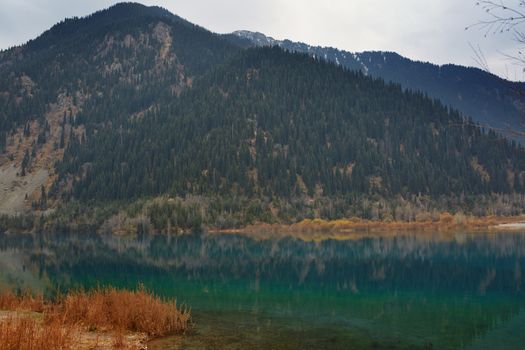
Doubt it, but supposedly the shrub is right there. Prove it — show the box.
[52,286,191,336]
[0,286,191,349]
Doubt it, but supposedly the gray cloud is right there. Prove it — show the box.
[0,0,521,80]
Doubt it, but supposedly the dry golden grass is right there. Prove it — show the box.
[0,316,72,350]
[235,214,525,241]
[0,290,45,313]
[112,328,127,348]
[54,286,191,337]
[0,286,190,349]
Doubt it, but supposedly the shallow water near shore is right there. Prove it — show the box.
[1,231,524,349]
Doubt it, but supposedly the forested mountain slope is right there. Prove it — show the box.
[0,3,524,231]
[0,2,238,136]
[233,31,525,142]
[0,2,239,214]
[59,47,525,201]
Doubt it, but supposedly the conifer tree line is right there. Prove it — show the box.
[57,47,525,202]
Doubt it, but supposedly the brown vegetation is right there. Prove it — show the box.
[0,290,45,312]
[0,316,72,350]
[234,214,525,240]
[0,287,191,350]
[56,287,191,337]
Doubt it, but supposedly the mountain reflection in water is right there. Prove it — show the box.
[0,231,524,350]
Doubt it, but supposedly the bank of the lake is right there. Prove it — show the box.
[3,203,525,239]
[208,215,525,241]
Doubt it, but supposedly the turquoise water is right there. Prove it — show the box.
[0,231,524,349]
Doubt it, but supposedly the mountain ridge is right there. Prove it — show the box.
[232,30,525,141]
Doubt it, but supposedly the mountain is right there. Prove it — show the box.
[0,3,524,232]
[232,31,525,142]
[60,46,525,200]
[0,2,240,215]
[0,3,239,136]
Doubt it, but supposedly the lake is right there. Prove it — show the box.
[0,231,524,349]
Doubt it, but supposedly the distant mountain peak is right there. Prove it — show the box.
[232,31,280,47]
[94,2,176,20]
[20,2,194,53]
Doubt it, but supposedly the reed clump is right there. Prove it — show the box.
[55,286,191,336]
[0,316,71,350]
[0,290,45,313]
[0,286,190,349]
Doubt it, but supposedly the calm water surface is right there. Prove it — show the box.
[0,231,524,349]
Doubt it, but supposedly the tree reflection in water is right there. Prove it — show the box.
[1,231,524,349]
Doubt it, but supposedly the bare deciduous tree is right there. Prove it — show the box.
[468,1,525,69]
[465,1,525,141]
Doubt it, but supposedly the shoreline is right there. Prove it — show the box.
[206,215,525,240]
[3,213,525,239]
[493,222,525,230]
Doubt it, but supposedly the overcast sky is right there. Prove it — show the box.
[0,0,522,81]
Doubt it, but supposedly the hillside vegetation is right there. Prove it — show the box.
[0,3,524,233]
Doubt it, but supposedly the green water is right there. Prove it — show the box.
[0,231,524,349]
